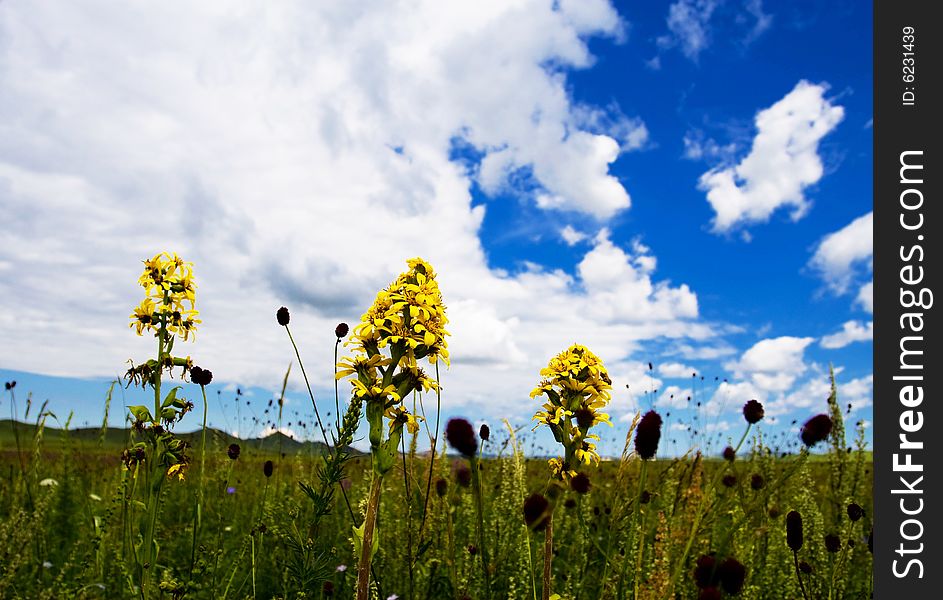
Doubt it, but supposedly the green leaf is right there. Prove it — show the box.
[162,386,181,409]
[351,522,379,562]
[128,405,152,423]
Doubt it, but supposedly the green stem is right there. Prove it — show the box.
[470,455,492,597]
[542,512,554,600]
[668,423,752,595]
[356,473,384,600]
[793,551,810,600]
[417,361,442,548]
[189,385,209,577]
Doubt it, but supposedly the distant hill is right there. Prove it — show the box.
[0,419,361,456]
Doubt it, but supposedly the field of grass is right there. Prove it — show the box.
[0,254,872,599]
[0,399,871,600]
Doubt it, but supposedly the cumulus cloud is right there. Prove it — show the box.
[856,280,873,313]
[560,225,588,246]
[725,336,814,392]
[809,212,873,309]
[820,320,873,349]
[778,373,872,417]
[809,212,872,292]
[658,362,699,378]
[712,366,872,419]
[0,1,717,420]
[658,385,693,409]
[699,81,844,234]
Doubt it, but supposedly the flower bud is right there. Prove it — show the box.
[335,322,349,338]
[742,399,764,424]
[847,502,864,522]
[634,410,662,460]
[445,418,477,457]
[276,306,290,326]
[786,510,803,552]
[800,414,832,447]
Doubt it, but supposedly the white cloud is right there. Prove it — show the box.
[560,225,588,246]
[856,280,873,314]
[778,373,872,417]
[699,81,844,233]
[682,129,737,162]
[657,0,720,61]
[820,320,873,349]
[741,0,773,44]
[726,336,814,392]
[572,104,650,152]
[658,362,699,378]
[809,211,872,293]
[0,1,719,420]
[657,385,693,409]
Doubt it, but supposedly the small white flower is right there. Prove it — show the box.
[89,493,102,502]
[387,595,399,600]
[39,478,58,487]
[42,561,53,569]
[224,526,232,532]
[336,564,347,573]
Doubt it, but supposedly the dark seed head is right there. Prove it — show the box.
[276,306,290,326]
[868,527,873,553]
[227,443,241,460]
[824,533,841,553]
[847,502,864,522]
[570,472,591,494]
[467,544,478,555]
[634,410,662,460]
[479,423,490,442]
[750,474,765,490]
[694,554,718,588]
[322,581,334,596]
[191,366,213,387]
[435,477,448,497]
[263,460,274,478]
[698,587,722,600]
[523,493,550,531]
[563,498,576,509]
[640,490,651,504]
[718,557,746,594]
[768,506,781,519]
[722,474,737,488]
[445,418,478,457]
[722,446,735,462]
[335,322,349,338]
[455,464,472,487]
[800,414,832,447]
[799,560,812,574]
[786,510,803,552]
[743,399,764,424]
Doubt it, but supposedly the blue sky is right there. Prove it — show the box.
[0,1,872,456]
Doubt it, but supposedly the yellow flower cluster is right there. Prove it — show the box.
[531,344,612,478]
[338,258,448,435]
[351,257,450,365]
[129,252,201,341]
